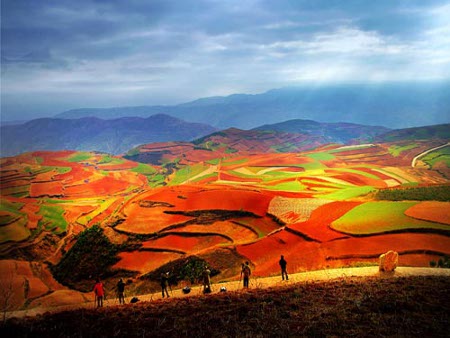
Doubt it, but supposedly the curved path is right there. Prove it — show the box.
[7,266,450,319]
[411,142,449,168]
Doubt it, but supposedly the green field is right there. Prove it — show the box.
[319,186,375,200]
[66,152,92,163]
[38,204,68,234]
[331,201,450,234]
[421,146,450,167]
[388,144,418,157]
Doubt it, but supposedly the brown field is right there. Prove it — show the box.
[113,251,183,274]
[405,201,450,224]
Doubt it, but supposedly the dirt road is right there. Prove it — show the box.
[7,266,450,319]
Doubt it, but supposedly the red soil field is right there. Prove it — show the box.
[405,201,450,225]
[324,169,387,188]
[113,251,183,274]
[63,205,98,223]
[322,234,450,260]
[237,230,323,276]
[167,220,258,244]
[64,175,130,197]
[141,234,229,254]
[288,201,362,242]
[21,202,42,230]
[30,181,64,197]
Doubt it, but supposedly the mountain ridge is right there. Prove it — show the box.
[54,82,450,129]
[0,114,217,157]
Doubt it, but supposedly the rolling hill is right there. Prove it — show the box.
[0,114,216,157]
[0,122,449,314]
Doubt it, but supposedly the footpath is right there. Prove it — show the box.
[7,266,450,319]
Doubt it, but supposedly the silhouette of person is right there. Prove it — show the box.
[117,278,126,304]
[202,266,211,293]
[160,272,170,298]
[279,255,288,281]
[93,278,104,308]
[241,261,251,288]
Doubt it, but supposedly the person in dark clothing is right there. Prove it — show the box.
[117,278,125,304]
[202,266,211,293]
[279,255,288,281]
[160,272,170,298]
[241,261,251,288]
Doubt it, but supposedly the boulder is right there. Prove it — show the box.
[379,250,399,272]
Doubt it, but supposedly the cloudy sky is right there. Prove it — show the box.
[1,0,450,121]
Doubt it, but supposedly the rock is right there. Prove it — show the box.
[379,250,399,272]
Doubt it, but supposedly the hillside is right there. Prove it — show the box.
[0,114,216,157]
[54,83,450,129]
[2,274,449,337]
[253,119,390,143]
[124,127,328,166]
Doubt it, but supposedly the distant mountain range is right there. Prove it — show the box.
[0,114,216,157]
[55,82,450,129]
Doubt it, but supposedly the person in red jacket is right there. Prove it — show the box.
[93,278,104,308]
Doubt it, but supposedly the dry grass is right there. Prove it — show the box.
[2,275,449,337]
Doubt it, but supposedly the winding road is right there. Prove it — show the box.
[411,142,449,168]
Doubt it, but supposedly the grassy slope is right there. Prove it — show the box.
[2,275,449,337]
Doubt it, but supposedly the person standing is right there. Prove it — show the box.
[279,255,288,281]
[117,278,126,304]
[241,261,251,288]
[160,272,170,298]
[93,278,104,308]
[202,266,211,293]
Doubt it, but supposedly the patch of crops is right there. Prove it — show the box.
[331,201,450,234]
[374,185,450,201]
[38,204,68,234]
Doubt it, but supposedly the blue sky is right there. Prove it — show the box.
[1,0,450,121]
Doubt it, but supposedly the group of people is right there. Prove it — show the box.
[93,255,289,306]
[93,278,126,308]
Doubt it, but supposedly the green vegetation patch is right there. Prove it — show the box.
[77,198,117,226]
[319,186,375,200]
[374,185,450,201]
[421,146,450,168]
[307,152,336,161]
[131,163,157,175]
[263,180,306,192]
[66,152,92,163]
[388,143,418,157]
[38,204,68,234]
[331,201,450,234]
[52,225,121,291]
[169,163,210,185]
[98,155,126,166]
[0,221,31,244]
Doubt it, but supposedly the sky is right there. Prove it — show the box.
[1,0,450,121]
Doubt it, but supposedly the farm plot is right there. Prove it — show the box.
[331,201,450,235]
[113,251,183,274]
[141,234,229,254]
[236,230,323,276]
[166,220,258,244]
[268,197,333,224]
[404,201,450,224]
[288,201,361,242]
[322,233,450,261]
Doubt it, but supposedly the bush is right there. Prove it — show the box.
[51,225,120,290]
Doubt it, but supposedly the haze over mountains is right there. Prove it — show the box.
[55,83,450,129]
[0,114,216,156]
